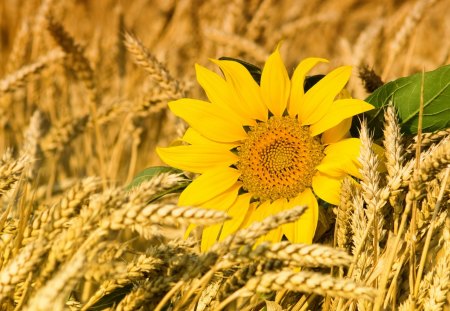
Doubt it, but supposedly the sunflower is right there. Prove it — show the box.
[157,47,374,251]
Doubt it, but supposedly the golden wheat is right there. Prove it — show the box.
[0,0,449,310]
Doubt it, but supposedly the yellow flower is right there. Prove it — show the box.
[157,48,374,251]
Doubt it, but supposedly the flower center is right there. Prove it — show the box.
[237,116,324,201]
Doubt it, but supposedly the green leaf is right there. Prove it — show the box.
[126,166,191,203]
[365,64,450,134]
[86,284,133,310]
[126,166,183,190]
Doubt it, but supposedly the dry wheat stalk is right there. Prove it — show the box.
[0,1,449,310]
[383,0,438,78]
[383,106,405,185]
[406,137,450,204]
[352,17,385,69]
[211,205,307,254]
[203,28,269,63]
[245,270,376,301]
[359,121,388,264]
[0,238,48,303]
[407,128,450,154]
[383,107,415,229]
[123,32,184,99]
[21,110,45,181]
[46,16,97,100]
[41,115,89,155]
[217,259,284,302]
[416,179,441,232]
[24,250,87,311]
[0,150,28,197]
[114,279,157,311]
[235,241,352,268]
[275,12,340,43]
[104,202,230,231]
[0,49,64,95]
[221,0,244,38]
[83,254,163,310]
[22,176,101,245]
[127,172,186,207]
[31,0,55,55]
[245,0,271,40]
[349,186,373,283]
[416,241,449,311]
[336,178,355,251]
[6,20,31,73]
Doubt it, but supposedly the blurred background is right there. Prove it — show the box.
[0,0,449,191]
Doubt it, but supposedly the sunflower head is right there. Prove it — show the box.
[157,47,374,251]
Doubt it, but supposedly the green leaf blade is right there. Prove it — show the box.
[365,64,450,134]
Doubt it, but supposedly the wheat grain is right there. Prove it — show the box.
[114,279,157,311]
[218,260,284,302]
[236,241,352,268]
[22,176,101,245]
[245,0,271,40]
[21,110,45,181]
[204,28,269,63]
[5,20,31,73]
[0,49,64,95]
[24,250,86,311]
[407,129,450,154]
[275,12,340,43]
[406,137,450,204]
[336,178,355,251]
[359,121,388,262]
[83,254,163,309]
[245,270,376,301]
[46,16,97,100]
[0,150,28,197]
[105,202,230,231]
[123,32,184,99]
[211,205,307,254]
[350,189,373,282]
[383,0,438,78]
[0,239,48,303]
[41,115,89,155]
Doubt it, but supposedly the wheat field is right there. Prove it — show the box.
[0,0,449,310]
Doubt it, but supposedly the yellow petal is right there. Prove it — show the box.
[195,64,249,124]
[300,66,352,125]
[200,223,223,252]
[324,137,361,156]
[310,99,374,136]
[319,138,362,178]
[182,128,239,149]
[169,98,248,142]
[321,117,352,144]
[184,224,197,240]
[200,193,252,251]
[316,154,362,179]
[186,183,240,243]
[288,57,329,117]
[218,193,253,239]
[246,200,271,224]
[260,47,290,117]
[248,199,286,244]
[179,167,240,206]
[200,183,242,210]
[211,59,267,122]
[312,172,342,205]
[156,145,238,174]
[282,188,318,244]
